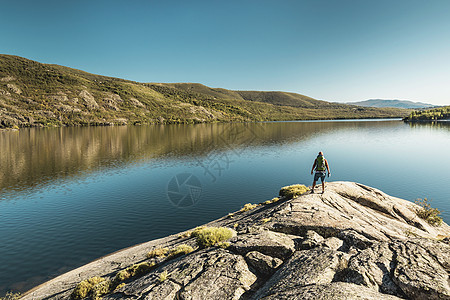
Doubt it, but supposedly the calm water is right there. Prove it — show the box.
[1,120,449,294]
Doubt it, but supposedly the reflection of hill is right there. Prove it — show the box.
[0,121,402,194]
[407,120,450,131]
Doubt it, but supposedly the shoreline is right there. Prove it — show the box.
[21,182,450,300]
[1,116,405,132]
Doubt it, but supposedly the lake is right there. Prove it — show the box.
[1,120,449,294]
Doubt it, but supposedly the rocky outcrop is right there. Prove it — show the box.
[79,90,99,109]
[22,182,450,300]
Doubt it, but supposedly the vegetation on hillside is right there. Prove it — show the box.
[403,106,450,121]
[0,54,410,129]
[414,198,443,226]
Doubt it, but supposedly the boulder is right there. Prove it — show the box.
[228,230,295,259]
[259,282,403,300]
[244,251,283,276]
[253,247,347,298]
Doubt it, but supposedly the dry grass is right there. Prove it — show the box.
[240,203,258,212]
[167,244,194,259]
[192,227,234,248]
[147,247,169,258]
[217,242,230,249]
[261,217,272,223]
[114,262,156,282]
[0,292,21,300]
[263,197,280,205]
[159,270,169,282]
[71,276,107,299]
[279,184,309,199]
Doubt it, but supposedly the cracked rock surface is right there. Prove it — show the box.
[22,182,450,300]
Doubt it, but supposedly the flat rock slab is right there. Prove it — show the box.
[253,247,346,299]
[105,248,257,300]
[259,282,404,300]
[228,230,295,260]
[22,182,450,300]
[268,182,450,242]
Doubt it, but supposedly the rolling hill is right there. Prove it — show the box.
[0,54,410,129]
[347,99,435,109]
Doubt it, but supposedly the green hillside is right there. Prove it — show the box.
[0,54,409,129]
[403,106,450,121]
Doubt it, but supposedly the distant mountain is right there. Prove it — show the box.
[347,99,436,109]
[0,55,410,129]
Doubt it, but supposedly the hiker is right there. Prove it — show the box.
[310,151,331,194]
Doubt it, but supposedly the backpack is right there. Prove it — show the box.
[316,155,326,171]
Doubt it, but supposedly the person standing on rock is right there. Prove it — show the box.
[311,151,331,194]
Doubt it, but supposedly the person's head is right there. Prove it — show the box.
[318,151,323,156]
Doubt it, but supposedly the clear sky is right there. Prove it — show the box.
[1,0,450,105]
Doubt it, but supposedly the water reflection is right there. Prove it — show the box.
[0,120,404,196]
[407,121,450,131]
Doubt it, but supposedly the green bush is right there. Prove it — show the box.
[90,280,113,300]
[71,276,106,299]
[279,184,309,199]
[147,247,169,258]
[240,203,258,212]
[192,227,234,248]
[0,292,21,300]
[167,244,194,259]
[114,262,156,282]
[414,198,443,226]
[263,197,280,205]
[159,270,169,282]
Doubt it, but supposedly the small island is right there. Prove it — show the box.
[21,182,450,300]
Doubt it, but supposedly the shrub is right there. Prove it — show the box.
[167,244,194,259]
[178,231,192,239]
[114,262,156,283]
[71,276,106,299]
[240,203,258,212]
[263,197,280,205]
[0,292,21,300]
[90,280,113,300]
[217,241,230,249]
[279,184,309,199]
[147,247,169,258]
[414,198,443,226]
[114,283,126,291]
[261,217,272,223]
[159,270,169,282]
[192,227,234,248]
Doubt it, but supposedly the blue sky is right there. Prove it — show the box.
[1,0,450,105]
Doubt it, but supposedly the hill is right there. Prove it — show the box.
[347,99,435,109]
[22,182,450,300]
[0,55,409,129]
[403,105,450,121]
